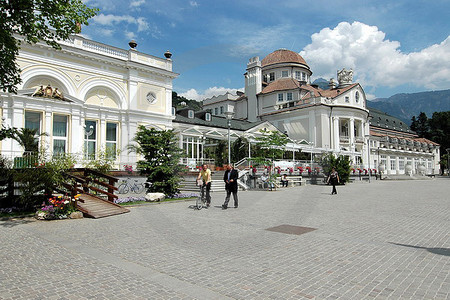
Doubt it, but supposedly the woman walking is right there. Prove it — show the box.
[327,167,340,195]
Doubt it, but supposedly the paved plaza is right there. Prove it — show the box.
[0,178,449,299]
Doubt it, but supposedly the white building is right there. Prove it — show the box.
[0,34,177,168]
[202,49,440,175]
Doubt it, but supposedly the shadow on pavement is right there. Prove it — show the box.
[0,218,35,228]
[389,242,450,257]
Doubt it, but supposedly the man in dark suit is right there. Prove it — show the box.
[222,164,239,209]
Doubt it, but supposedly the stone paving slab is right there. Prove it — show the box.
[0,178,449,299]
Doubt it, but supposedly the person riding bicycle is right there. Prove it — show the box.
[197,164,212,207]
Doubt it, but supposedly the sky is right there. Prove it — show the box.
[81,0,450,101]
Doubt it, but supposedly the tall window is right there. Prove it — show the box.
[340,121,349,137]
[84,120,97,159]
[53,115,67,154]
[295,71,301,80]
[398,157,405,170]
[287,92,293,101]
[390,156,396,170]
[381,155,386,168]
[214,107,218,115]
[278,93,284,102]
[106,122,118,159]
[355,91,360,103]
[281,70,288,77]
[301,72,306,81]
[25,111,41,134]
[269,72,275,81]
[220,106,224,114]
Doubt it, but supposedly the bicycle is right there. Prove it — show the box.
[196,179,206,210]
[117,178,145,194]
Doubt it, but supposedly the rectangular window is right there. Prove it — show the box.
[53,115,67,154]
[25,111,41,134]
[301,72,306,81]
[345,96,350,103]
[106,122,118,159]
[398,157,405,170]
[84,120,97,160]
[287,92,293,101]
[295,71,301,80]
[269,72,275,81]
[220,106,224,114]
[278,93,284,102]
[390,156,396,170]
[214,107,218,115]
[281,70,288,77]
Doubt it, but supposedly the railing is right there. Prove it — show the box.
[62,168,118,203]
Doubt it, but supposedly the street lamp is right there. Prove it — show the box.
[365,134,371,183]
[446,148,450,176]
[308,141,314,168]
[225,109,234,165]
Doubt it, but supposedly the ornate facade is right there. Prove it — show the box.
[202,49,440,175]
[0,34,177,168]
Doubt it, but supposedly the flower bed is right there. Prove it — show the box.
[35,194,80,220]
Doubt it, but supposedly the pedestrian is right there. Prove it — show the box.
[281,174,289,187]
[222,164,239,209]
[197,164,211,207]
[327,167,340,195]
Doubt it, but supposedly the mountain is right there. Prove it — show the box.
[312,78,329,90]
[367,89,450,124]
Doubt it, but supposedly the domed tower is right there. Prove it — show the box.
[261,49,312,83]
[245,49,313,122]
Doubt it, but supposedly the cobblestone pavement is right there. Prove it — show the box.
[1,179,449,299]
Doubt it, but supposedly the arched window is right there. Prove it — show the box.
[355,91,360,103]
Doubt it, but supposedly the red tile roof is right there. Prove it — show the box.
[261,49,308,67]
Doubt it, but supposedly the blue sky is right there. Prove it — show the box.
[82,0,450,100]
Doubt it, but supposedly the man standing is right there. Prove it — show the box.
[222,164,239,209]
[197,164,212,207]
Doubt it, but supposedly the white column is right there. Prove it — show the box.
[349,118,355,150]
[333,117,340,151]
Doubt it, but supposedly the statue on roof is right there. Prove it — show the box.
[337,68,353,85]
[32,85,45,97]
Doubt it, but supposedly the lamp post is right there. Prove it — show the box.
[447,148,450,176]
[83,124,94,159]
[308,141,314,168]
[225,110,234,165]
[365,135,371,183]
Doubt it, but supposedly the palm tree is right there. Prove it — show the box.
[13,128,47,155]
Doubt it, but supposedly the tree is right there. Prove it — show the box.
[1,0,98,93]
[12,128,47,154]
[416,112,430,138]
[318,153,351,183]
[215,140,226,167]
[252,129,290,166]
[231,137,249,163]
[129,126,183,196]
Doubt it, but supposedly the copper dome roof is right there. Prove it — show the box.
[261,49,308,67]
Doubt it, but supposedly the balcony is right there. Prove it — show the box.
[339,135,350,143]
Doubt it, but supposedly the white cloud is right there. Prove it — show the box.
[189,1,198,7]
[180,87,244,101]
[130,0,145,8]
[92,13,160,38]
[300,21,450,90]
[213,19,295,57]
[125,31,136,40]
